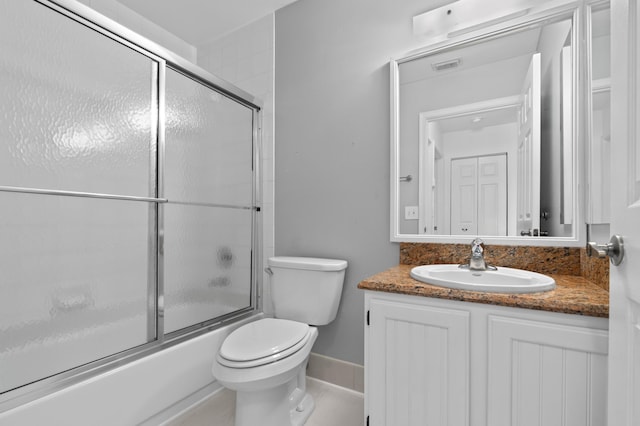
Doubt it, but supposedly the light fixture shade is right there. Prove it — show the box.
[412,0,460,38]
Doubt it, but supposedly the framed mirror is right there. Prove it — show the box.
[391,5,584,246]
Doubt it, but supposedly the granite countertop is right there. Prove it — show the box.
[358,265,609,318]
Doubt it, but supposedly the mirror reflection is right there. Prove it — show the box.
[588,6,611,241]
[395,13,575,239]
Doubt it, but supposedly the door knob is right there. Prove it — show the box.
[587,235,625,266]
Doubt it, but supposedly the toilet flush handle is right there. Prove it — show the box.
[264,267,273,275]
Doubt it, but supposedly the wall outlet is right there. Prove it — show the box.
[405,206,419,220]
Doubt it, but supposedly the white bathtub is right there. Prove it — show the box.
[0,314,261,426]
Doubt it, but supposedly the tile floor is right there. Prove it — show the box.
[167,378,364,426]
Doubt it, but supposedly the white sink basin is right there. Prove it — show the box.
[410,264,556,294]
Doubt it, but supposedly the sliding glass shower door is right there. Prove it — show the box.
[163,68,255,334]
[0,0,259,402]
[0,0,159,395]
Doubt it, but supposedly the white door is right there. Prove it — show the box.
[450,157,478,235]
[608,1,640,424]
[450,155,507,235]
[517,53,541,236]
[478,155,507,236]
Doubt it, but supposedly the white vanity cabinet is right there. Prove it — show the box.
[367,295,470,425]
[364,291,609,426]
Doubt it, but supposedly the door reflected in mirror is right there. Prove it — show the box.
[393,9,578,242]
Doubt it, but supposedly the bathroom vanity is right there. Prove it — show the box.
[359,266,609,426]
[373,0,615,423]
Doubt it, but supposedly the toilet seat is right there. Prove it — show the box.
[218,318,311,368]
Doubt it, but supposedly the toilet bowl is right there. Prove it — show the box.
[213,318,317,391]
[212,319,318,426]
[212,256,347,426]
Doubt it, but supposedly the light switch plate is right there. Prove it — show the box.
[405,206,419,220]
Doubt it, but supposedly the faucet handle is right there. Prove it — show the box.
[471,238,485,256]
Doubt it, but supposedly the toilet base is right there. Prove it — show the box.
[235,382,315,426]
[290,393,315,426]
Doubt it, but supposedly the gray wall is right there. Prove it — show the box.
[274,0,433,365]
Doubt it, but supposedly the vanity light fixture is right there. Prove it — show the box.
[414,0,459,15]
[412,0,460,38]
[414,0,533,40]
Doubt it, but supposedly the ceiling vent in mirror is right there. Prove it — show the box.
[432,58,461,71]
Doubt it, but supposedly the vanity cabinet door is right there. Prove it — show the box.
[367,298,470,426]
[487,315,608,426]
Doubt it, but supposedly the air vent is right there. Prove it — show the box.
[432,58,461,71]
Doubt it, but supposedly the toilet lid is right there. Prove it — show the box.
[219,318,310,363]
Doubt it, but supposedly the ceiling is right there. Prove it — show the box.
[120,0,300,45]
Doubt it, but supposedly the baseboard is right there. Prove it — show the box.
[307,353,364,393]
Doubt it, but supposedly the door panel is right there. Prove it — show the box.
[478,155,507,235]
[0,193,152,394]
[0,0,158,397]
[163,68,254,334]
[451,158,477,235]
[489,316,608,426]
[608,0,640,424]
[451,155,507,235]
[369,299,469,426]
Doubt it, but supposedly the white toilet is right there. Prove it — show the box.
[212,256,348,426]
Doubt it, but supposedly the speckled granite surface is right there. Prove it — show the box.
[358,265,609,318]
[399,243,582,275]
[580,248,610,292]
[399,242,610,291]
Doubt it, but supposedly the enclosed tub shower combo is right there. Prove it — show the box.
[0,0,263,416]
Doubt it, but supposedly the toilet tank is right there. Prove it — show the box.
[268,256,347,326]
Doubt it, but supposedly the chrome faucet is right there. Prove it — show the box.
[459,238,497,271]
